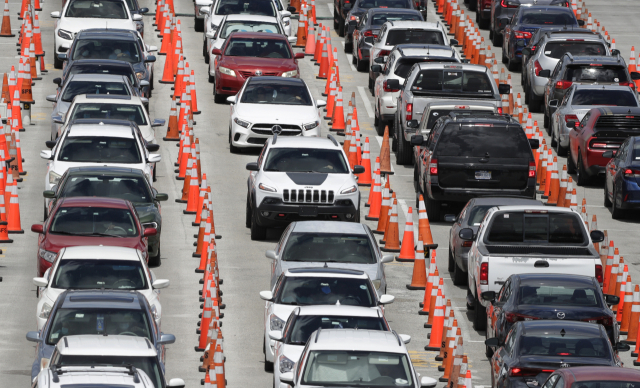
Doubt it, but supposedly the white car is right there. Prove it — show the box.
[271,305,391,387]
[259,268,395,371]
[33,245,169,331]
[33,365,158,388]
[51,0,142,69]
[55,94,162,143]
[228,77,324,151]
[41,120,160,193]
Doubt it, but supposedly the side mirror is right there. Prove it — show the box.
[450,39,458,46]
[53,77,62,86]
[146,144,160,152]
[132,14,143,21]
[485,337,502,348]
[144,55,156,63]
[481,291,496,302]
[316,100,327,108]
[602,151,615,158]
[615,342,631,352]
[288,36,297,44]
[371,65,382,73]
[380,254,394,264]
[139,7,149,13]
[590,230,605,243]
[167,379,186,388]
[374,57,386,64]
[458,228,475,241]
[246,162,259,171]
[516,40,526,48]
[226,96,237,104]
[45,140,56,149]
[611,49,621,57]
[155,193,169,201]
[577,20,585,27]
[353,165,365,174]
[499,17,510,27]
[265,250,277,260]
[386,79,400,90]
[26,331,41,342]
[152,279,170,289]
[538,69,551,78]
[294,53,305,59]
[407,120,419,129]
[151,118,166,127]
[46,94,57,103]
[139,80,150,87]
[378,294,395,305]
[420,377,438,388]
[148,154,162,163]
[200,6,211,15]
[206,31,216,39]
[498,83,511,94]
[143,227,158,237]
[158,333,176,345]
[364,36,374,44]
[398,334,411,344]
[444,214,456,222]
[566,120,577,128]
[31,224,44,234]
[211,48,222,56]
[521,47,531,56]
[52,115,64,124]
[604,294,620,305]
[33,277,49,287]
[631,72,640,81]
[40,150,53,160]
[268,330,283,341]
[50,11,60,18]
[259,290,274,301]
[280,372,294,383]
[410,135,424,146]
[43,190,56,199]
[57,53,68,61]
[287,6,296,12]
[528,138,539,150]
[548,99,559,107]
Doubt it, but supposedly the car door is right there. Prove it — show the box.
[503,13,517,57]
[610,139,630,197]
[493,279,512,341]
[569,111,590,165]
[493,325,516,387]
[271,223,293,289]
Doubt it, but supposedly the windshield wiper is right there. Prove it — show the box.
[77,232,126,238]
[50,230,82,236]
[264,168,280,172]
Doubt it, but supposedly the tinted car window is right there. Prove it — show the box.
[225,38,291,58]
[412,70,493,95]
[372,13,421,25]
[436,124,531,158]
[358,0,410,9]
[65,0,128,18]
[241,82,312,105]
[69,103,148,125]
[424,109,494,129]
[52,259,148,290]
[50,206,138,236]
[215,0,276,16]
[61,175,152,203]
[220,22,279,38]
[386,29,444,45]
[633,141,640,160]
[487,212,585,243]
[264,148,349,173]
[519,335,610,358]
[276,276,376,307]
[57,355,163,388]
[67,64,136,85]
[58,137,142,164]
[518,284,599,306]
[394,58,457,78]
[73,39,141,63]
[565,65,628,82]
[282,233,376,264]
[61,81,130,102]
[571,89,637,107]
[288,316,386,344]
[543,42,606,59]
[519,10,576,25]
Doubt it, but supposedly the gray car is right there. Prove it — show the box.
[549,84,639,156]
[265,221,394,297]
[443,197,542,286]
[489,0,567,47]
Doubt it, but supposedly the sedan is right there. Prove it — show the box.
[57,59,146,98]
[489,0,569,46]
[604,136,640,219]
[540,366,640,388]
[342,0,418,43]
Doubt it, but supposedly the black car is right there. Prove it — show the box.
[43,165,168,265]
[347,8,423,53]
[412,113,539,221]
[486,320,628,388]
[483,274,620,357]
[604,136,640,218]
[489,0,569,47]
[57,59,144,96]
[334,0,416,37]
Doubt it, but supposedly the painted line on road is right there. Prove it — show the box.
[357,86,375,118]
[340,41,358,72]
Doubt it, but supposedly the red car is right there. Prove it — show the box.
[568,106,640,186]
[211,31,304,103]
[31,197,157,277]
[541,366,640,388]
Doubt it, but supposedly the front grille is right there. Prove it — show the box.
[595,115,640,130]
[238,70,280,78]
[485,245,593,256]
[251,123,302,136]
[283,189,335,203]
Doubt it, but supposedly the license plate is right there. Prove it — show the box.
[299,207,318,217]
[475,171,491,180]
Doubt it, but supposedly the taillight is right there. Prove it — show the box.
[529,160,536,178]
[514,30,532,39]
[556,80,573,90]
[531,45,537,52]
[429,158,438,175]
[363,30,373,37]
[406,103,413,121]
[565,114,579,127]
[624,169,640,177]
[377,49,390,58]
[480,262,488,285]
[500,0,517,8]
[383,80,399,92]
[595,264,603,284]
[497,107,503,114]
[583,316,614,326]
[589,140,619,150]
[620,81,636,92]
[509,368,553,377]
[506,312,539,323]
[462,241,473,247]
[534,60,543,76]
[349,15,357,20]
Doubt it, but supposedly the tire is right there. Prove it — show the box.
[369,77,375,95]
[250,209,267,241]
[576,154,590,186]
[203,39,207,59]
[425,196,441,222]
[153,163,157,182]
[229,128,240,154]
[528,87,542,113]
[478,13,489,29]
[338,21,345,37]
[54,54,63,69]
[604,181,612,207]
[492,31,502,47]
[395,125,412,165]
[245,194,252,228]
[486,341,494,359]
[213,81,226,103]
[452,255,466,286]
[501,47,508,64]
[208,73,214,83]
[194,17,204,32]
[567,149,577,174]
[375,116,386,136]
[507,56,519,72]
[611,187,624,219]
[543,111,550,129]
[345,39,352,53]
[473,295,487,330]
[264,353,274,372]
[352,54,357,65]
[448,247,455,272]
[334,10,339,30]
[356,57,367,72]
[149,246,161,267]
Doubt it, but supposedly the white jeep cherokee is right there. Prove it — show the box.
[245,135,363,240]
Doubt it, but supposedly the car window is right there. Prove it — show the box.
[424,109,494,130]
[412,69,494,95]
[282,232,376,264]
[276,276,376,307]
[518,283,599,307]
[564,65,628,83]
[62,80,130,102]
[73,39,141,63]
[386,29,444,45]
[241,82,312,105]
[570,89,637,107]
[632,140,640,160]
[467,205,494,226]
[357,0,410,9]
[51,259,148,290]
[50,206,139,236]
[394,58,456,78]
[487,212,586,244]
[519,10,576,25]
[504,329,516,354]
[543,42,606,59]
[616,140,629,161]
[58,136,142,164]
[65,0,129,19]
[435,124,531,158]
[68,103,148,125]
[61,175,152,203]
[220,21,280,38]
[542,375,559,388]
[263,148,349,173]
[225,37,291,58]
[498,280,511,302]
[579,111,590,128]
[287,315,387,344]
[371,13,421,24]
[551,59,563,78]
[520,335,610,358]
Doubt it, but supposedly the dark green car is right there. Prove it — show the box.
[43,166,168,266]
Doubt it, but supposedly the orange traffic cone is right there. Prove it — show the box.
[425,278,443,326]
[396,207,416,262]
[441,325,460,382]
[364,170,382,220]
[7,177,22,233]
[304,20,316,55]
[603,242,615,292]
[622,277,634,335]
[626,285,640,344]
[0,0,13,37]
[407,240,427,290]
[381,199,400,252]
[317,40,329,79]
[417,195,434,244]
[546,158,560,205]
[374,183,390,234]
[420,260,437,314]
[380,125,393,175]
[358,137,372,186]
[331,87,345,131]
[557,165,568,207]
[606,248,620,294]
[185,159,200,214]
[424,287,445,351]
[294,10,307,47]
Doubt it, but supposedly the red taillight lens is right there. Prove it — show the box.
[500,0,517,8]
[565,114,579,127]
[514,31,532,39]
[506,312,540,323]
[529,161,536,178]
[595,264,603,284]
[377,49,390,58]
[383,80,399,92]
[583,316,614,326]
[429,158,438,175]
[406,103,413,121]
[497,107,503,114]
[624,169,640,177]
[509,368,553,377]
[620,81,636,92]
[534,60,543,76]
[349,15,357,20]
[556,80,573,90]
[462,241,473,247]
[364,30,373,37]
[480,262,488,285]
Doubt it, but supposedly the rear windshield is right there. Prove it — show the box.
[519,335,610,358]
[65,0,128,18]
[423,109,495,130]
[412,69,494,96]
[487,212,586,244]
[372,13,421,25]
[287,315,387,345]
[225,38,291,58]
[68,65,136,86]
[565,65,628,82]
[61,81,130,102]
[386,29,444,45]
[571,89,637,107]
[58,136,142,164]
[50,207,139,237]
[69,103,148,126]
[282,232,376,264]
[215,0,276,16]
[394,58,456,78]
[436,124,531,158]
[358,0,410,9]
[543,42,607,59]
[220,21,280,38]
[73,39,141,64]
[61,175,152,203]
[519,10,576,25]
[276,276,376,307]
[519,284,599,307]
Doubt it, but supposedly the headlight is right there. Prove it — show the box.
[219,66,236,77]
[39,302,52,319]
[281,70,298,78]
[151,304,160,320]
[234,117,251,128]
[49,171,61,185]
[38,249,57,263]
[259,183,277,193]
[340,185,358,194]
[136,71,145,80]
[57,29,73,40]
[303,121,319,130]
[279,355,295,374]
[372,280,381,289]
[269,314,285,331]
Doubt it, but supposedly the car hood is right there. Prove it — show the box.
[59,18,136,33]
[263,172,354,191]
[235,103,318,124]
[280,261,380,282]
[272,303,297,322]
[281,343,305,362]
[220,56,295,73]
[43,233,142,252]
[514,305,611,321]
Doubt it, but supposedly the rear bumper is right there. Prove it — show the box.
[428,179,537,203]
[619,179,640,209]
[256,198,359,227]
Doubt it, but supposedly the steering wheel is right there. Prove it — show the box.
[113,279,137,288]
[107,226,128,235]
[118,331,138,336]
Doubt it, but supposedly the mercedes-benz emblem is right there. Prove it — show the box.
[255,70,263,76]
[271,125,283,135]
[557,312,565,319]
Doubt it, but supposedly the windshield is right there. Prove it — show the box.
[518,284,599,307]
[50,207,139,237]
[68,65,136,85]
[282,233,376,264]
[65,0,129,18]
[241,82,312,105]
[436,124,531,158]
[61,81,130,102]
[519,335,610,358]
[386,29,444,45]
[487,212,586,244]
[264,148,349,173]
[412,69,494,96]
[424,109,495,130]
[572,382,640,388]
[58,137,142,164]
[301,351,413,387]
[52,259,148,290]
[519,10,576,25]
[276,276,376,306]
[61,175,152,203]
[288,316,387,345]
[220,21,279,39]
[565,65,628,83]
[543,42,607,59]
[372,13,421,25]
[571,89,637,107]
[72,39,141,63]
[467,205,494,226]
[69,103,148,125]
[56,355,163,388]
[215,0,277,16]
[225,38,291,58]
[358,0,410,9]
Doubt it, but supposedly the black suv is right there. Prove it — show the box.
[412,113,538,220]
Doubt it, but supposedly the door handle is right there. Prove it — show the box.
[534,260,549,268]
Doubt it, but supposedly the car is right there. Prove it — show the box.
[41,120,160,193]
[444,196,542,285]
[210,32,304,102]
[245,136,362,240]
[394,63,509,166]
[501,6,580,72]
[519,26,568,71]
[543,54,640,129]
[483,273,619,358]
[27,289,175,381]
[567,107,640,186]
[550,84,638,156]
[259,268,395,371]
[33,365,159,388]
[46,74,140,139]
[465,205,605,330]
[277,328,437,388]
[472,0,491,28]
[35,334,185,388]
[489,0,569,47]
[61,29,157,97]
[123,0,149,36]
[347,8,423,54]
[56,95,164,143]
[43,166,168,261]
[486,321,628,388]
[540,366,640,388]
[523,29,611,112]
[372,44,460,137]
[56,59,146,98]
[271,305,391,387]
[343,0,418,45]
[412,114,536,221]
[31,197,157,277]
[51,0,143,69]
[265,220,394,295]
[604,136,640,218]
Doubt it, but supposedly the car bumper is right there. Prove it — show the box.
[215,73,245,95]
[231,122,319,148]
[531,74,547,97]
[428,180,537,203]
[256,198,359,227]
[379,94,397,117]
[619,179,640,209]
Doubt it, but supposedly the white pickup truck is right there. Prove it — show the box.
[463,205,605,330]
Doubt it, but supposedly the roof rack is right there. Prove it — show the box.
[327,134,339,146]
[52,364,140,384]
[84,94,131,100]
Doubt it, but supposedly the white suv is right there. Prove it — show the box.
[245,136,363,241]
[34,365,158,388]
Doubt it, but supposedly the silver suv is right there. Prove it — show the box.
[34,365,158,388]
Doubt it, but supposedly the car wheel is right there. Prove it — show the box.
[543,110,550,129]
[478,13,490,29]
[246,194,252,228]
[550,128,557,147]
[153,163,157,182]
[203,39,207,59]
[507,55,519,72]
[213,81,226,103]
[567,148,577,174]
[604,181,612,207]
[54,54,63,69]
[356,57,368,72]
[576,153,590,186]
[501,46,508,64]
[492,31,502,47]
[473,294,487,330]
[611,187,624,219]
[352,53,357,65]
[425,196,441,222]
[555,132,567,157]
[149,246,161,267]
[414,164,420,192]
[528,87,542,112]
[264,352,274,372]
[338,21,345,37]
[251,208,267,241]
[194,17,204,32]
[486,340,494,358]
[229,127,240,154]
[452,255,466,286]
[395,125,412,165]
[448,247,455,272]
[334,10,339,29]
[208,73,214,83]
[375,115,386,136]
[345,39,352,53]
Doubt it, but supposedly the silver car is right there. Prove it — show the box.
[549,84,639,156]
[265,221,393,296]
[523,29,611,113]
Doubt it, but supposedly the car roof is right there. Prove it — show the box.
[566,366,640,381]
[544,30,605,41]
[520,5,575,13]
[247,76,305,86]
[61,246,141,261]
[309,329,406,352]
[225,14,279,22]
[571,84,635,91]
[67,74,129,83]
[564,55,623,64]
[68,59,134,69]
[291,221,367,234]
[227,31,287,40]
[67,166,145,176]
[297,305,382,318]
[426,100,499,109]
[414,62,487,72]
[48,366,151,387]
[67,123,135,139]
[514,273,596,286]
[284,267,368,278]
[59,196,131,209]
[491,205,576,213]
[71,94,142,104]
[77,29,137,40]
[471,197,543,206]
[383,21,441,29]
[60,290,143,310]
[520,320,603,336]
[445,114,518,124]
[56,335,156,357]
[268,136,341,150]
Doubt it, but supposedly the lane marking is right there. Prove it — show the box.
[357,86,375,118]
[340,41,358,72]
[327,3,333,15]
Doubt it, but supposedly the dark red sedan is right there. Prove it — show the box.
[541,366,640,388]
[211,31,304,103]
[31,197,157,277]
